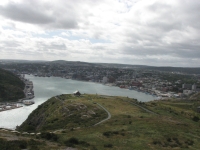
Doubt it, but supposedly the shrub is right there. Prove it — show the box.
[64,137,90,147]
[166,137,171,142]
[103,131,119,137]
[19,141,27,149]
[68,137,79,145]
[104,143,113,148]
[121,133,125,136]
[153,140,161,145]
[185,139,194,145]
[64,137,79,147]
[192,116,199,122]
[30,145,39,150]
[103,131,111,137]
[79,140,90,147]
[40,132,58,141]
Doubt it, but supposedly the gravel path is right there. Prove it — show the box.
[93,103,111,126]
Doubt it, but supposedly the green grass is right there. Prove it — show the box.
[15,94,200,149]
[18,94,108,132]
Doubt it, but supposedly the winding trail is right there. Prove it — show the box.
[93,103,111,126]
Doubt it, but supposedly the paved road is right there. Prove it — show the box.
[94,103,111,126]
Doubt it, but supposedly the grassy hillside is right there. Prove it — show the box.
[15,94,200,150]
[0,130,64,150]
[0,68,25,102]
[18,94,108,132]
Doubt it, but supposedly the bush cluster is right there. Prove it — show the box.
[64,137,90,147]
[40,132,58,141]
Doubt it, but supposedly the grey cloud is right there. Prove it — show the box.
[0,0,200,67]
[177,5,200,31]
[166,43,200,58]
[36,41,67,51]
[48,19,78,29]
[2,40,21,47]
[0,3,54,24]
[0,1,79,29]
[147,0,200,30]
[120,1,200,62]
[119,43,200,60]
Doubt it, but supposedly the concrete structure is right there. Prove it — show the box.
[183,90,193,95]
[182,83,192,89]
[192,84,197,91]
[102,77,108,84]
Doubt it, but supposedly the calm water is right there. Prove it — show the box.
[0,75,156,129]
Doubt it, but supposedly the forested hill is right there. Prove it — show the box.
[0,68,25,102]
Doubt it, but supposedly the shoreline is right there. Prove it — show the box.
[0,75,35,112]
[0,105,23,112]
[0,76,159,130]
[31,74,160,98]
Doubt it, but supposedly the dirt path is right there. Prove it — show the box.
[93,103,111,126]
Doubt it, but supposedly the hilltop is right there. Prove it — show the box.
[12,94,200,149]
[18,94,108,132]
[0,68,25,102]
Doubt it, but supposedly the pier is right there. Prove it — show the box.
[18,74,35,103]
[0,103,23,112]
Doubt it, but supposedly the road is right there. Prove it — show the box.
[93,103,111,126]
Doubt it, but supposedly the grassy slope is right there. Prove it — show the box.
[0,130,63,150]
[0,68,25,102]
[56,95,200,150]
[6,94,200,149]
[18,94,108,132]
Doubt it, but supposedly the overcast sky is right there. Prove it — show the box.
[0,0,199,67]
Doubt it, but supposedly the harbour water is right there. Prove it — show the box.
[0,75,156,129]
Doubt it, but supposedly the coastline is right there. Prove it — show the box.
[0,75,158,130]
[0,75,35,112]
[0,105,23,112]
[32,74,160,98]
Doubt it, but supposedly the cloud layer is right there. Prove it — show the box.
[0,0,200,67]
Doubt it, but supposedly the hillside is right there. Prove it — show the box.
[0,68,25,102]
[18,94,108,132]
[15,94,200,150]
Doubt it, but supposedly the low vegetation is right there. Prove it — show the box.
[1,94,200,149]
[18,94,108,132]
[0,138,43,150]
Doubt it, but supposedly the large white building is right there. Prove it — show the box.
[192,84,197,91]
[102,77,108,84]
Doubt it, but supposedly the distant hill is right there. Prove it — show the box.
[41,60,200,74]
[0,68,25,102]
[1,59,200,74]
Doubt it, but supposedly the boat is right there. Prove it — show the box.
[23,100,35,106]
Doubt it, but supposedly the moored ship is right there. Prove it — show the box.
[23,100,35,106]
